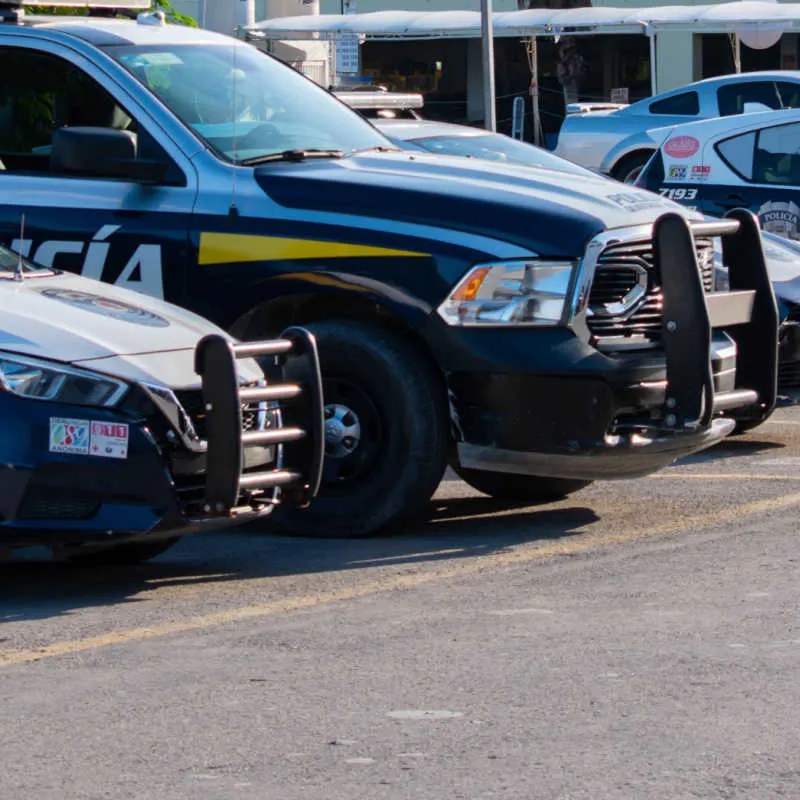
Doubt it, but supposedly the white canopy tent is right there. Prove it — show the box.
[248,2,800,139]
[249,3,800,41]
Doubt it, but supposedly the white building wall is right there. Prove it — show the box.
[182,0,797,97]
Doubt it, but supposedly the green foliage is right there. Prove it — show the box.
[151,0,198,27]
[25,2,198,26]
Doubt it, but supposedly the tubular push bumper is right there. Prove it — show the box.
[194,327,324,517]
[458,211,779,480]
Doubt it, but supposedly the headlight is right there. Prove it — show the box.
[0,353,128,407]
[437,260,578,326]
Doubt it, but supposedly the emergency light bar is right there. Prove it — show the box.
[334,92,424,111]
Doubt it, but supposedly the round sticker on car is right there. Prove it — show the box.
[664,136,700,159]
[37,288,170,327]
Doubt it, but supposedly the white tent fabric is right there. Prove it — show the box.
[249,2,800,39]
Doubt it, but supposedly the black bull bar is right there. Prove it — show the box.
[193,326,324,517]
[657,208,778,429]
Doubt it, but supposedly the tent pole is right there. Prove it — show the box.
[526,35,542,146]
[648,31,657,95]
[531,37,542,146]
[732,31,742,72]
[480,0,497,131]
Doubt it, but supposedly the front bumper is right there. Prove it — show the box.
[458,418,735,480]
[448,211,778,480]
[778,313,800,402]
[0,328,323,551]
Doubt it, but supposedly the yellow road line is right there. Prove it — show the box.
[651,473,800,480]
[4,490,800,668]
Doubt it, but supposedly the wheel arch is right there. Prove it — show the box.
[230,287,448,407]
[609,148,657,182]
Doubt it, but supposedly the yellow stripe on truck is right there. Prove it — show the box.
[199,232,430,265]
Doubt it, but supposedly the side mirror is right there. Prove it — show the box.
[50,126,168,184]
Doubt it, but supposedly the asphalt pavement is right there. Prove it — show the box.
[2,408,800,799]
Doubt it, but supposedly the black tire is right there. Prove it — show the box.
[611,151,653,184]
[64,537,180,566]
[454,466,590,503]
[271,320,448,538]
[730,418,766,435]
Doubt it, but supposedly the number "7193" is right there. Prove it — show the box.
[658,188,698,201]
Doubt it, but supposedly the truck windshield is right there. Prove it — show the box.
[105,43,391,163]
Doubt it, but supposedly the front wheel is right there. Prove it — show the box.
[453,466,591,503]
[611,151,653,184]
[271,320,448,538]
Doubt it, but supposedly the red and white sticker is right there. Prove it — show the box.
[90,422,129,459]
[664,136,700,159]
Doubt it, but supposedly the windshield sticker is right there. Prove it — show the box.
[760,200,800,241]
[120,53,183,67]
[90,422,129,459]
[664,136,700,159]
[658,188,698,201]
[607,192,664,212]
[50,418,90,455]
[37,288,169,327]
[690,165,711,180]
[668,165,687,180]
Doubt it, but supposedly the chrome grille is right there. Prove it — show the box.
[174,386,263,441]
[587,236,715,341]
[779,361,800,391]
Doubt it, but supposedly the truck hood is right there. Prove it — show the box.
[0,271,247,388]
[256,151,702,256]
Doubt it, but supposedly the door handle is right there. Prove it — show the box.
[716,193,747,210]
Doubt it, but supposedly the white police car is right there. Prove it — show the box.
[0,240,322,564]
[637,108,800,241]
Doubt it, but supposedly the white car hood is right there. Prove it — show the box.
[0,271,261,388]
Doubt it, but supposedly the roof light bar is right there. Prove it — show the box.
[335,92,425,111]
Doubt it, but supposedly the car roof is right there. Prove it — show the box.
[652,107,800,141]
[11,17,238,47]
[674,70,800,90]
[623,70,800,113]
[373,119,491,141]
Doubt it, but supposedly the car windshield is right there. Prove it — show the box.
[407,133,596,177]
[105,43,391,163]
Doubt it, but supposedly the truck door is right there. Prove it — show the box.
[704,121,800,243]
[0,42,197,301]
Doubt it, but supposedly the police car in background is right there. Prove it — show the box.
[636,109,800,399]
[0,1,780,538]
[0,240,323,564]
[636,109,800,241]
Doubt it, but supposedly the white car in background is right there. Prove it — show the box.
[555,71,800,183]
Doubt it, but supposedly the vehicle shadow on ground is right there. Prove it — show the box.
[678,436,786,465]
[0,499,599,623]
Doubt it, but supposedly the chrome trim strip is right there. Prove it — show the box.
[139,382,207,454]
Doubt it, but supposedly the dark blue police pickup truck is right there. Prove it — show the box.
[0,2,779,537]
